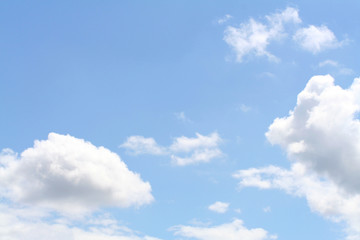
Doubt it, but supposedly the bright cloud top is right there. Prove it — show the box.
[294,25,343,53]
[171,219,276,240]
[224,7,344,62]
[267,75,360,194]
[208,201,229,213]
[121,132,223,166]
[234,75,360,239]
[0,133,154,214]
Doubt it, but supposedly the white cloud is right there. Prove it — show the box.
[293,25,343,53]
[120,136,167,155]
[225,8,345,61]
[0,204,162,240]
[171,148,222,166]
[121,132,223,166]
[171,219,276,240]
[266,75,360,194]
[0,133,154,214]
[224,7,300,62]
[234,75,360,239]
[169,132,221,153]
[234,163,360,240]
[208,201,229,213]
[218,14,233,24]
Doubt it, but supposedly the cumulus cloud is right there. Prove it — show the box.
[293,25,343,53]
[224,7,301,62]
[266,75,360,194]
[171,219,276,240]
[208,201,229,213]
[0,204,162,240]
[234,75,360,239]
[121,132,223,166]
[0,133,154,214]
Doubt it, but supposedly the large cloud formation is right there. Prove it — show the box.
[267,75,360,193]
[234,75,360,239]
[0,133,154,214]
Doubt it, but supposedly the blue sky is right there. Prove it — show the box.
[1,1,360,239]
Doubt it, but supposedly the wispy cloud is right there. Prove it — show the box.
[318,59,339,67]
[238,104,251,113]
[224,7,346,62]
[263,206,271,213]
[224,7,301,62]
[121,132,223,166]
[317,59,354,76]
[217,14,233,24]
[174,111,192,123]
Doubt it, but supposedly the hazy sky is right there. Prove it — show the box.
[1,1,360,240]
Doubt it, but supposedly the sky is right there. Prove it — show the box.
[1,1,360,240]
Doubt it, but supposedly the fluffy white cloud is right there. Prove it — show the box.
[208,201,229,213]
[224,7,301,62]
[233,163,360,240]
[234,75,360,239]
[120,136,167,155]
[266,75,360,194]
[171,219,276,240]
[121,132,223,166]
[0,204,162,240]
[293,25,342,53]
[224,8,345,61]
[0,133,153,214]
